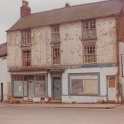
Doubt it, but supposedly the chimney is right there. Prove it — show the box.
[65,3,71,8]
[21,0,31,17]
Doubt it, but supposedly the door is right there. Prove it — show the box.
[52,77,61,100]
[107,76,116,101]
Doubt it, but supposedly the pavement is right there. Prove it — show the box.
[0,103,120,109]
[0,104,124,124]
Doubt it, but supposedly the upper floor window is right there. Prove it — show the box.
[52,46,60,64]
[83,42,96,64]
[22,50,31,66]
[82,19,97,40]
[21,29,31,46]
[51,25,60,43]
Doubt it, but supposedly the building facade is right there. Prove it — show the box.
[0,43,11,102]
[7,0,124,103]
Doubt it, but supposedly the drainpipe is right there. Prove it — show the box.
[116,16,122,104]
[1,83,3,103]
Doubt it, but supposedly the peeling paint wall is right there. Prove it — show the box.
[7,17,117,68]
[7,31,22,68]
[62,66,118,103]
[60,22,82,65]
[31,26,51,66]
[96,17,117,64]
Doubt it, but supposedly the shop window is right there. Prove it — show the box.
[23,81,28,97]
[35,81,45,97]
[70,74,98,95]
[71,79,83,95]
[13,81,23,97]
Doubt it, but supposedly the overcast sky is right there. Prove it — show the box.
[0,0,103,43]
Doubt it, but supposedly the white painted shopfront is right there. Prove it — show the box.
[61,65,117,103]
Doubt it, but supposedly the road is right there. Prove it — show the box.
[0,104,124,124]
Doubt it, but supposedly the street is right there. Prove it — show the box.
[0,104,124,124]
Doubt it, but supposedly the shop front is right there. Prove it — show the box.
[11,74,47,102]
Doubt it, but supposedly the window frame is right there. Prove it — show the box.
[82,19,97,40]
[83,42,97,64]
[69,73,100,96]
[22,50,32,67]
[21,29,31,46]
[12,75,46,98]
[51,25,60,43]
[52,46,61,65]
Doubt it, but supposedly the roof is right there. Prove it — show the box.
[8,0,122,31]
[0,43,7,57]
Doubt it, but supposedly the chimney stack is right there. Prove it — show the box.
[65,3,71,8]
[21,0,31,17]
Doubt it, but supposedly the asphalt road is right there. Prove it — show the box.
[0,105,124,124]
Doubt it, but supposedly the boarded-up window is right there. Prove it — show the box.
[13,81,23,97]
[71,79,83,95]
[12,75,45,98]
[35,81,45,97]
[70,74,99,95]
[24,81,28,97]
[83,80,98,95]
[28,81,34,98]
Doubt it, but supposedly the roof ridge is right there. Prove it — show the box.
[29,0,114,16]
[8,0,122,31]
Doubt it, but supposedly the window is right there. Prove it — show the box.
[12,75,45,98]
[52,47,60,64]
[35,75,45,97]
[71,79,84,95]
[22,50,31,66]
[35,81,45,97]
[13,81,23,97]
[51,25,60,43]
[23,81,28,97]
[21,29,31,46]
[82,19,97,40]
[70,74,99,96]
[83,42,96,64]
[107,76,116,88]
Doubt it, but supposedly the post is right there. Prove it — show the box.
[1,83,3,103]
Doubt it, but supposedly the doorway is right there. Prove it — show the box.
[52,77,62,100]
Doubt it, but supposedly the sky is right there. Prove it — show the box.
[0,0,103,43]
